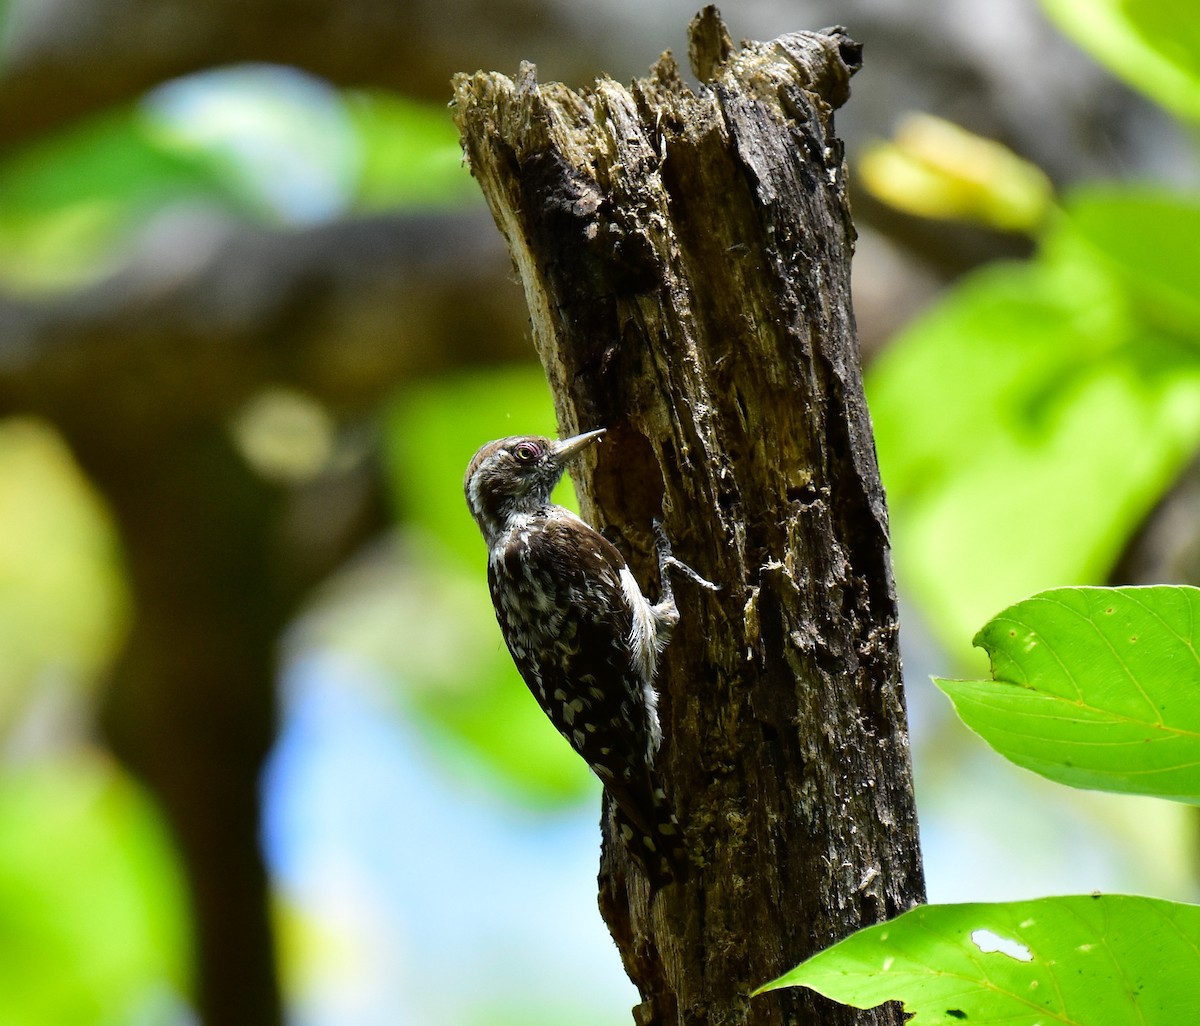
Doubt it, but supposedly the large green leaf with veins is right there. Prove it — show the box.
[936,586,1200,801]
[869,193,1200,655]
[758,895,1200,1025]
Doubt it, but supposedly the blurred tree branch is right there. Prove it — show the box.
[0,210,528,416]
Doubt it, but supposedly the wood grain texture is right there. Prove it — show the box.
[454,9,925,1024]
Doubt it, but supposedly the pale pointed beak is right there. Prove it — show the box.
[553,427,606,464]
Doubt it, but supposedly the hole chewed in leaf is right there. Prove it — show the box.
[971,928,1033,962]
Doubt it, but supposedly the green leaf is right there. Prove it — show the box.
[346,91,479,211]
[0,419,129,737]
[1040,0,1200,123]
[0,105,247,292]
[385,367,568,569]
[758,895,1200,1025]
[0,756,191,1024]
[312,370,597,803]
[1063,187,1200,343]
[868,256,1200,653]
[935,586,1200,802]
[859,114,1053,233]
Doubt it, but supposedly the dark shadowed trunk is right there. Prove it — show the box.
[452,7,925,1025]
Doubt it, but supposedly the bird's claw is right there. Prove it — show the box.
[653,518,720,592]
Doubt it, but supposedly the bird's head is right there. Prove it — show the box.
[464,428,606,544]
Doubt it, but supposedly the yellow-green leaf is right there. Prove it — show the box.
[936,586,1200,802]
[759,895,1200,1024]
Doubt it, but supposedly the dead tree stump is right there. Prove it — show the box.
[453,8,925,1024]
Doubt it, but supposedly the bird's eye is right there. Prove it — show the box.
[513,442,540,463]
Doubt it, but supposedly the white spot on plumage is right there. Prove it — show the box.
[620,565,660,681]
[619,565,668,756]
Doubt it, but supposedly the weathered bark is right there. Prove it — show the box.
[453,8,924,1025]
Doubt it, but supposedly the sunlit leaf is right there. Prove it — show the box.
[347,91,479,211]
[0,418,129,735]
[1040,0,1200,123]
[859,114,1052,233]
[386,367,566,569]
[868,252,1200,653]
[1064,187,1200,343]
[0,755,191,1024]
[144,64,359,225]
[0,106,245,292]
[758,895,1200,1025]
[935,585,1200,801]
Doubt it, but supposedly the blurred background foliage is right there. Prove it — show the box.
[0,0,1198,1024]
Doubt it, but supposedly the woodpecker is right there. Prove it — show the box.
[464,428,715,883]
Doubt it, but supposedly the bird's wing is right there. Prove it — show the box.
[487,514,667,843]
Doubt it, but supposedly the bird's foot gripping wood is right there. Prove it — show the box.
[653,518,720,609]
[597,520,719,889]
